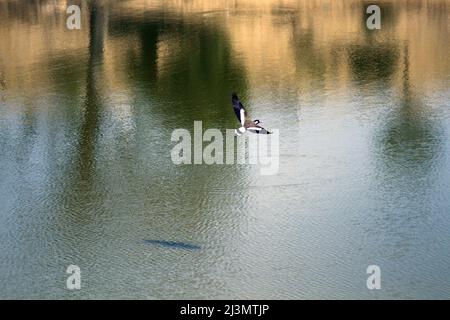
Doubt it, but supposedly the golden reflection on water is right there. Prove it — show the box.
[0,0,449,96]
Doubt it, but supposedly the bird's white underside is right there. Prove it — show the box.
[240,109,245,126]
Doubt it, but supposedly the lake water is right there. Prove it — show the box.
[1,0,450,299]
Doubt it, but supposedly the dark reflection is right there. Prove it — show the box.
[347,2,400,83]
[0,0,44,24]
[15,100,38,166]
[292,27,327,81]
[0,71,5,90]
[109,17,161,83]
[144,239,201,250]
[108,13,248,127]
[55,0,108,226]
[47,53,86,97]
[49,2,109,268]
[77,1,106,183]
[348,44,399,83]
[377,44,442,174]
[155,23,248,126]
[0,71,6,102]
[369,43,444,263]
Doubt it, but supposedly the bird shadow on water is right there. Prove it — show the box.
[144,239,201,250]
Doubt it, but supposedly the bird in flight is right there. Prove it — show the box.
[231,93,271,135]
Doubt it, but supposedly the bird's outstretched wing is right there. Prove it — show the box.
[247,126,272,134]
[231,93,248,126]
[232,93,271,134]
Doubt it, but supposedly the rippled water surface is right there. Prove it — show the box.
[1,0,450,299]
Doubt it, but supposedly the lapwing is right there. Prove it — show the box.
[231,93,271,135]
